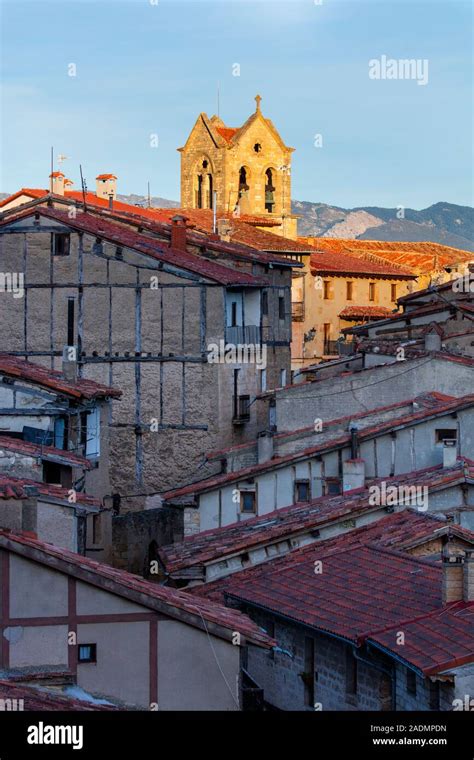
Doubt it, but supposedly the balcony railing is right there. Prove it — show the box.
[323,340,340,356]
[233,394,251,425]
[225,325,261,345]
[291,301,305,321]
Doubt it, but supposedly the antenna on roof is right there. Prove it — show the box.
[79,164,87,212]
[50,146,54,193]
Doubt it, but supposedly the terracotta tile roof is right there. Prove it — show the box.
[0,207,266,287]
[162,395,474,501]
[96,174,117,180]
[49,172,64,178]
[0,354,121,400]
[0,529,273,649]
[339,306,395,319]
[225,543,442,643]
[344,301,459,335]
[0,679,118,711]
[0,435,91,469]
[159,460,474,574]
[369,603,474,675]
[192,513,474,674]
[0,474,101,507]
[303,238,474,274]
[215,127,238,144]
[309,250,415,279]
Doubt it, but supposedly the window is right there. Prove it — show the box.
[369,282,376,302]
[262,290,268,316]
[260,369,267,392]
[391,283,397,301]
[326,478,341,495]
[78,644,97,664]
[92,514,102,544]
[67,298,75,347]
[235,394,250,422]
[345,647,358,696]
[231,302,238,327]
[435,428,457,444]
[346,281,353,301]
[240,491,256,514]
[52,233,70,256]
[406,669,417,696]
[278,295,285,320]
[323,281,332,300]
[280,369,287,387]
[303,637,315,707]
[295,480,310,502]
[254,143,262,153]
[265,169,275,213]
[43,461,72,489]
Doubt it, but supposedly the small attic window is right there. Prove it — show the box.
[202,160,208,169]
[254,143,262,153]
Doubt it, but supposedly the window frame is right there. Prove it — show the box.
[78,643,97,664]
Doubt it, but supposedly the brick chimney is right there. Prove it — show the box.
[217,218,233,243]
[463,549,474,602]
[443,438,457,468]
[170,215,188,252]
[441,551,463,604]
[49,171,65,196]
[257,431,274,464]
[96,174,117,200]
[343,458,365,492]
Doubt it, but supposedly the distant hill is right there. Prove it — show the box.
[2,191,472,252]
[292,200,474,252]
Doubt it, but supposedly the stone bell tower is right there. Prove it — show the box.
[178,95,297,238]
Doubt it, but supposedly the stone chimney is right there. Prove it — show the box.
[443,438,457,469]
[463,549,474,602]
[96,173,117,200]
[49,171,65,196]
[217,218,233,243]
[22,486,38,535]
[170,215,188,252]
[424,323,442,352]
[62,345,78,383]
[64,178,74,191]
[342,458,365,492]
[257,431,274,464]
[441,552,464,604]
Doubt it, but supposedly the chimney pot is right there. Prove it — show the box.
[96,174,117,200]
[443,439,457,469]
[170,215,188,252]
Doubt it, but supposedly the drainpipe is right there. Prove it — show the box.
[353,647,397,711]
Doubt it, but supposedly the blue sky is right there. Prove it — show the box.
[1,0,472,208]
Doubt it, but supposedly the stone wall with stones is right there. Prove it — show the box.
[0,221,291,514]
[112,506,183,574]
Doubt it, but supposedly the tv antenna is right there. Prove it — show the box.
[79,164,88,212]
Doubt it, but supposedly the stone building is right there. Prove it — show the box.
[190,514,474,711]
[0,205,293,515]
[178,95,298,239]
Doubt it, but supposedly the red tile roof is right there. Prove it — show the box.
[0,207,266,287]
[96,174,117,180]
[339,306,395,320]
[225,544,442,643]
[0,529,273,649]
[370,603,474,675]
[0,679,119,711]
[309,250,415,279]
[215,127,238,144]
[162,395,474,501]
[0,435,91,469]
[192,516,474,674]
[0,474,101,507]
[159,460,474,574]
[0,354,121,400]
[303,238,474,274]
